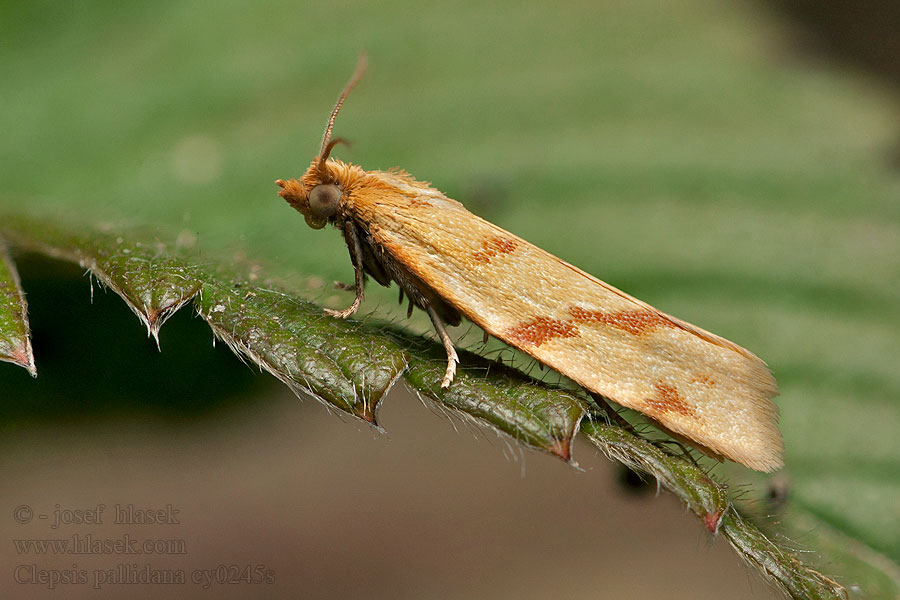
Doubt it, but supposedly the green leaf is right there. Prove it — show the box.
[0,241,34,375]
[399,332,584,460]
[0,214,858,598]
[721,511,848,600]
[0,215,582,451]
[581,419,848,599]
[1,216,203,344]
[196,282,407,422]
[1,215,410,423]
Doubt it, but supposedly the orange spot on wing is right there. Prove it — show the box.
[472,236,519,263]
[644,382,697,418]
[692,374,716,387]
[505,317,578,347]
[568,307,674,336]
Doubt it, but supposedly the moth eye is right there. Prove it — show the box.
[308,184,342,219]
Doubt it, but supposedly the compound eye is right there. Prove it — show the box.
[308,184,342,219]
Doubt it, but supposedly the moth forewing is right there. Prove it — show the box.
[277,60,783,472]
[345,172,782,472]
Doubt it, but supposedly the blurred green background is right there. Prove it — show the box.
[1,0,898,598]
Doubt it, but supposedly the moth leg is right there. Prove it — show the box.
[325,222,365,319]
[425,304,459,389]
[588,391,636,434]
[656,438,705,468]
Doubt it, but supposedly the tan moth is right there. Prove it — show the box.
[276,57,783,472]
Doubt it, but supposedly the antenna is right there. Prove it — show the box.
[318,53,367,166]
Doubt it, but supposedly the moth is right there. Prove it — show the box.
[277,57,783,472]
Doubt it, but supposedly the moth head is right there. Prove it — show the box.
[276,177,342,230]
[276,54,366,231]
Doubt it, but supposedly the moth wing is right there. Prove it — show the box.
[350,183,782,471]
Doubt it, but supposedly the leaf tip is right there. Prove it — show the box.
[356,406,379,426]
[703,510,723,534]
[149,324,162,351]
[2,344,37,377]
[549,437,573,462]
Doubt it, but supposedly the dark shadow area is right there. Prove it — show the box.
[764,0,900,87]
[616,464,655,495]
[0,254,270,429]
